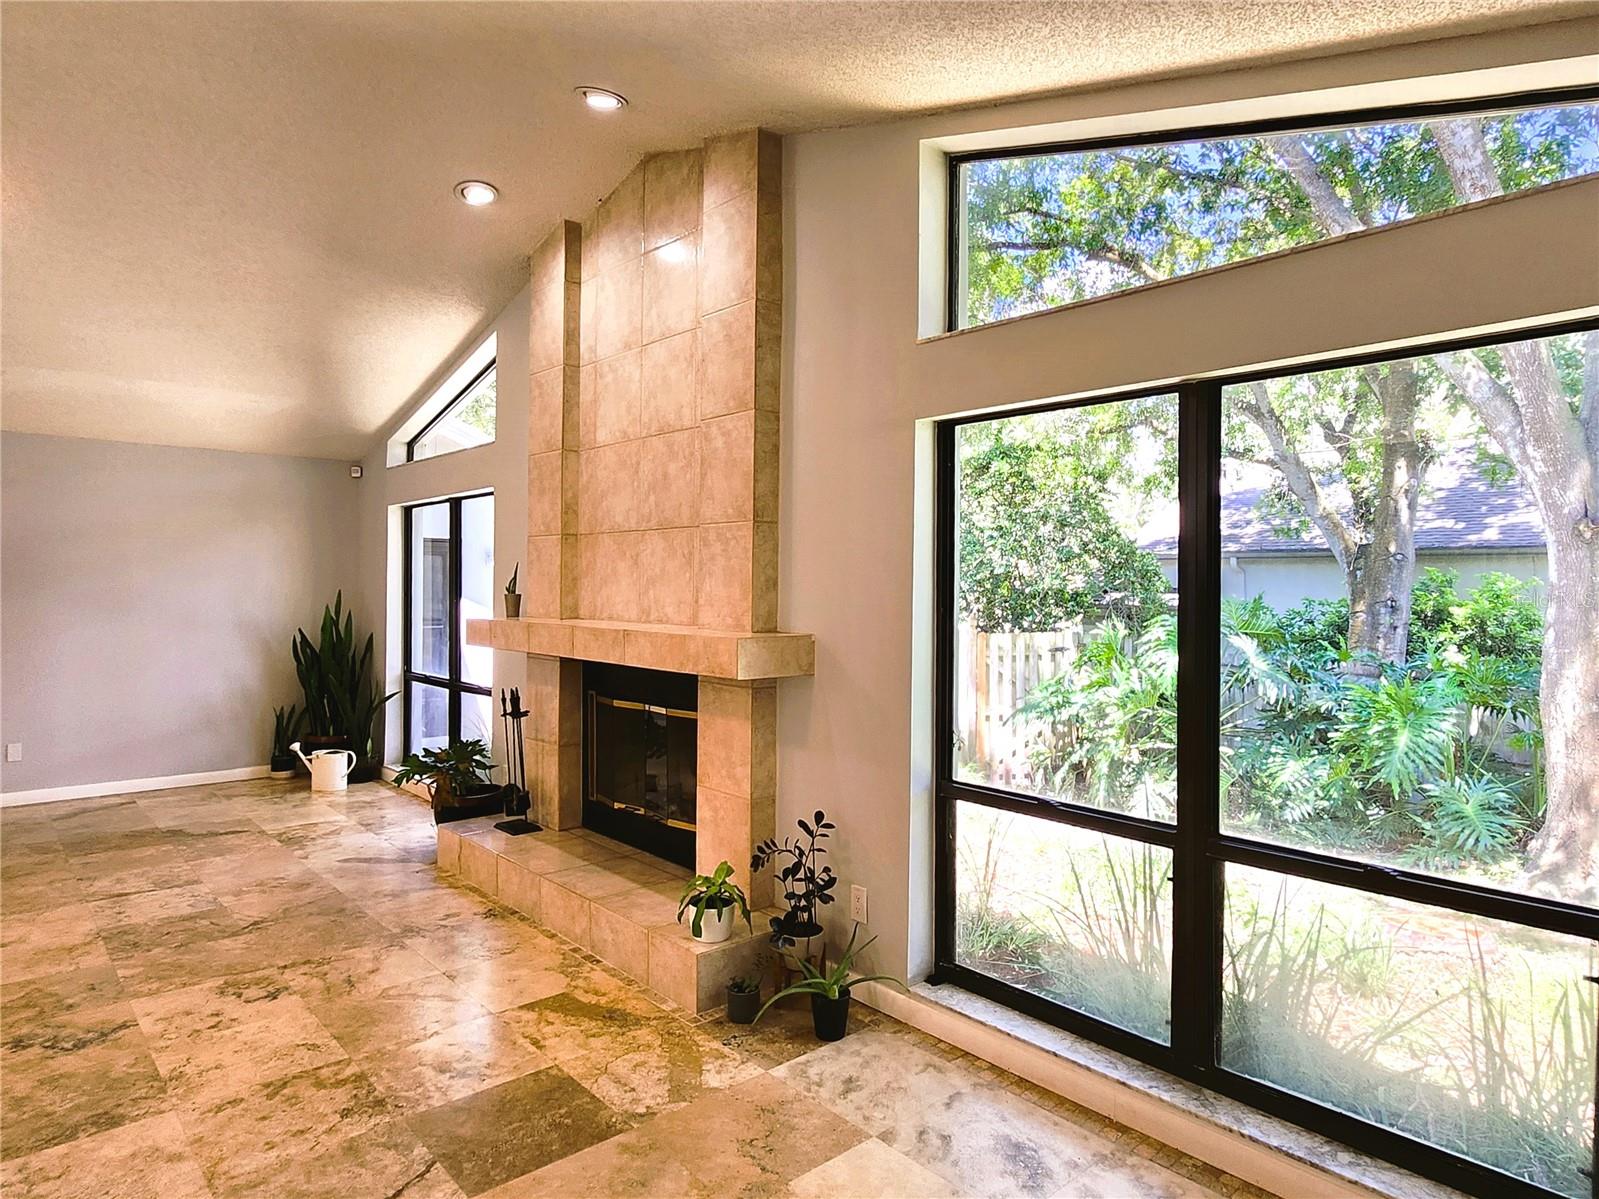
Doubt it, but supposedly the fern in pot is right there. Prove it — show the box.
[677,861,752,944]
[755,922,903,1042]
[393,738,499,820]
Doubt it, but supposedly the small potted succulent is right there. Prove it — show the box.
[756,922,903,1042]
[270,705,302,778]
[726,973,762,1024]
[677,861,752,944]
[504,564,521,618]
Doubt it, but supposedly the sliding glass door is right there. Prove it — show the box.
[403,492,494,755]
[934,325,1598,1199]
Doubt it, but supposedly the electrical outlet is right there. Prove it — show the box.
[4,743,20,763]
[849,884,868,925]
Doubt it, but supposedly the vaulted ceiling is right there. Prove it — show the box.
[2,0,1585,458]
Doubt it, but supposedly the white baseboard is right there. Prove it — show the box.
[0,765,273,809]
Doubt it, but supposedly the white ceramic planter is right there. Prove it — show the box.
[693,903,736,943]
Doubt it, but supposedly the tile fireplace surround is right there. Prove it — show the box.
[464,130,808,1005]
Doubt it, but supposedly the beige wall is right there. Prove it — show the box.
[356,285,531,772]
[0,432,358,796]
[780,19,1599,979]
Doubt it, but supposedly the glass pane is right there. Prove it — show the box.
[409,682,449,753]
[409,502,451,678]
[460,493,495,687]
[953,394,1179,820]
[1218,331,1592,905]
[959,100,1598,328]
[411,366,496,461]
[954,802,1172,1042]
[1223,866,1595,1197]
[461,690,494,754]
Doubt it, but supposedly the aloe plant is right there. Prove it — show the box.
[755,923,904,1018]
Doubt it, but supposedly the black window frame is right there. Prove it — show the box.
[405,358,498,463]
[402,491,494,755]
[932,316,1599,1199]
[945,83,1599,334]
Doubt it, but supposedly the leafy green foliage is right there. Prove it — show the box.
[1419,774,1524,862]
[392,738,493,798]
[1009,571,1543,865]
[677,860,752,938]
[955,418,1170,633]
[754,923,904,1016]
[962,104,1595,324]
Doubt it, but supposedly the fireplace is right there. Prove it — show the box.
[582,662,697,869]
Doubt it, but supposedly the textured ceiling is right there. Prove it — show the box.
[2,1,1589,459]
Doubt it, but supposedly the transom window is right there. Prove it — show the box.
[935,324,1597,1199]
[407,359,497,462]
[950,89,1598,330]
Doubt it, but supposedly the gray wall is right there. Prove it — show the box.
[0,433,358,794]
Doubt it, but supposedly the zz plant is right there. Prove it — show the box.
[751,810,838,953]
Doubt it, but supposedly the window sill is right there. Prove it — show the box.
[851,979,1467,1199]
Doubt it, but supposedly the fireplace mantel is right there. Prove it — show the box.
[465,617,813,680]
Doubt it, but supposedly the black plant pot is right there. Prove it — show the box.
[811,988,851,1042]
[727,985,761,1025]
[269,753,297,776]
[433,782,507,824]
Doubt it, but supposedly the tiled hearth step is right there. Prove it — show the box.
[437,818,768,1012]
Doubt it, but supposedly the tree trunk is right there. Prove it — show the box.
[1343,361,1423,676]
[1522,527,1599,903]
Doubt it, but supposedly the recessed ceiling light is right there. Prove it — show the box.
[577,86,628,112]
[454,180,499,207]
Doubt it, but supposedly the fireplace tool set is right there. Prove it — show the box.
[494,686,541,835]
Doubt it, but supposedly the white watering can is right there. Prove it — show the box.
[290,742,356,793]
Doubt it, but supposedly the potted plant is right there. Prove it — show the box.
[726,973,762,1024]
[677,861,752,944]
[751,810,839,966]
[756,923,903,1042]
[504,564,521,618]
[269,705,302,778]
[292,592,396,781]
[393,738,502,821]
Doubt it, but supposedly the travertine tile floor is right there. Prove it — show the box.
[0,779,1277,1198]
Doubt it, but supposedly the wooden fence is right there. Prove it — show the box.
[955,624,1080,788]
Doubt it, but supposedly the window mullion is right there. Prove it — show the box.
[1172,380,1223,1070]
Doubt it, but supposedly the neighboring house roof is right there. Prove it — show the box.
[1139,453,1545,557]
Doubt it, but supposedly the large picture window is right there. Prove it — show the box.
[934,324,1598,1199]
[950,90,1597,330]
[403,492,495,754]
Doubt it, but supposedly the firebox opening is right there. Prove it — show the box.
[581,662,697,870]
